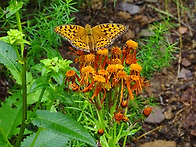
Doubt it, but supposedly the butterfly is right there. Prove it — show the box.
[54,23,128,52]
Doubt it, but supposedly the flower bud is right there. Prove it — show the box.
[97,128,104,136]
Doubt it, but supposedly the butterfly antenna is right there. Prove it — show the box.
[89,2,105,25]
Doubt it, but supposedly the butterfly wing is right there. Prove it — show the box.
[92,23,128,50]
[54,25,89,51]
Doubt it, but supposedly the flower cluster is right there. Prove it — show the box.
[65,40,149,121]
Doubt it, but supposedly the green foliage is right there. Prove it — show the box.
[138,19,178,78]
[6,1,23,18]
[0,41,22,84]
[21,130,70,147]
[0,91,22,139]
[25,0,78,65]
[0,29,30,45]
[32,110,96,147]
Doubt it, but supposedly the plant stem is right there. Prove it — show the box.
[0,128,12,147]
[14,0,24,56]
[26,85,47,123]
[30,128,42,147]
[15,47,27,147]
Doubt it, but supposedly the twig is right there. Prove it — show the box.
[146,4,196,32]
[133,125,163,141]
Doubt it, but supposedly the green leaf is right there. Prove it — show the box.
[33,110,96,147]
[0,41,22,84]
[6,1,23,18]
[0,130,10,147]
[29,77,48,93]
[51,72,64,85]
[0,91,22,139]
[21,130,69,147]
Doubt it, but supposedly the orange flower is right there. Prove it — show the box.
[111,46,122,59]
[126,40,138,49]
[125,76,134,100]
[97,128,104,136]
[95,49,109,69]
[114,112,124,122]
[111,46,122,55]
[122,116,129,123]
[98,69,108,76]
[130,75,142,94]
[143,106,153,117]
[69,83,79,91]
[117,70,127,80]
[111,58,122,65]
[81,66,95,74]
[97,48,108,55]
[125,54,137,65]
[66,70,76,77]
[130,63,142,72]
[85,53,95,63]
[106,64,124,74]
[121,100,128,108]
[80,66,95,86]
[94,75,106,83]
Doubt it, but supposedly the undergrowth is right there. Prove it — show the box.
[138,18,178,78]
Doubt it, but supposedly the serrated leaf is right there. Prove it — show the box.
[21,130,69,147]
[33,110,96,147]
[0,91,22,138]
[0,41,21,84]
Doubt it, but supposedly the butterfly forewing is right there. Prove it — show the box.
[92,24,128,50]
[54,25,91,51]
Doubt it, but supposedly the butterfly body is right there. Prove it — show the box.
[54,23,128,52]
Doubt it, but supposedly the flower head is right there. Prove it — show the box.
[130,63,142,72]
[117,70,127,80]
[85,54,95,63]
[97,48,108,55]
[81,66,95,74]
[126,40,138,49]
[98,69,108,76]
[66,70,76,77]
[111,46,121,56]
[94,75,105,83]
[111,58,122,65]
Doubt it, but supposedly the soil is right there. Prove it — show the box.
[0,0,195,146]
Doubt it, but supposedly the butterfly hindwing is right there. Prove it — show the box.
[71,36,89,51]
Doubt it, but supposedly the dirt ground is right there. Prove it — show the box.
[0,0,195,146]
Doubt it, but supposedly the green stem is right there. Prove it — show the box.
[14,1,26,145]
[0,128,12,147]
[122,135,128,147]
[26,85,47,123]
[15,46,27,147]
[30,128,42,147]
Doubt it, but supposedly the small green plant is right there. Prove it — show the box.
[138,18,178,78]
